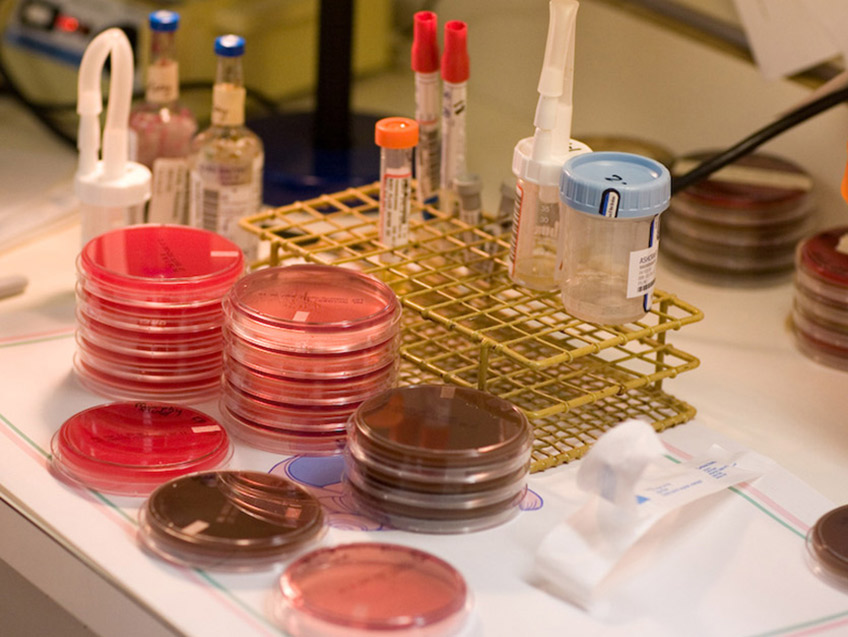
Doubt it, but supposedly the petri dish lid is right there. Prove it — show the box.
[672,151,813,209]
[806,505,848,591]
[793,286,848,331]
[50,402,231,495]
[78,225,244,303]
[351,385,533,466]
[223,265,401,353]
[274,543,470,636]
[796,227,848,288]
[139,471,325,570]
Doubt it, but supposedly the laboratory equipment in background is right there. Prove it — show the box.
[189,34,263,261]
[375,117,418,252]
[75,28,150,245]
[509,0,590,292]
[559,151,670,325]
[439,19,469,216]
[129,10,197,225]
[411,10,441,205]
[791,226,848,371]
[662,151,815,285]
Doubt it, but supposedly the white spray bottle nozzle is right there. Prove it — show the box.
[513,0,584,188]
[75,28,150,209]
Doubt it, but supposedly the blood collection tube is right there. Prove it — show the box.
[375,117,419,251]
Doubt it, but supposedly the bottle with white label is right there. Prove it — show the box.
[559,152,670,325]
[189,35,263,261]
[129,10,197,224]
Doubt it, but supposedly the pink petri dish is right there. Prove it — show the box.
[273,543,471,637]
[224,357,396,406]
[219,404,348,455]
[78,225,244,305]
[793,288,848,331]
[138,471,325,571]
[223,331,400,380]
[50,402,231,496]
[75,332,222,371]
[791,307,848,371]
[223,265,401,354]
[76,309,223,347]
[221,381,358,432]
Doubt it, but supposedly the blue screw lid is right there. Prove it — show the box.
[215,34,245,57]
[149,10,179,32]
[560,152,670,219]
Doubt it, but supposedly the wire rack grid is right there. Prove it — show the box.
[241,184,704,472]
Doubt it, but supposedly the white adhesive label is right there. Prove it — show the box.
[181,520,210,536]
[191,425,221,434]
[379,169,412,248]
[149,157,190,224]
[293,311,310,322]
[146,61,179,104]
[211,84,246,127]
[508,181,525,275]
[627,243,658,299]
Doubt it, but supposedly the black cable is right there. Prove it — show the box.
[671,85,848,194]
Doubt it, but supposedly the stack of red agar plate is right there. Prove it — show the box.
[792,227,848,370]
[345,385,534,533]
[220,264,402,455]
[74,225,244,402]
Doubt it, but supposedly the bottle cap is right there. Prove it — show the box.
[441,21,469,84]
[149,10,179,32]
[411,11,439,73]
[215,34,245,57]
[375,117,419,149]
[560,152,671,219]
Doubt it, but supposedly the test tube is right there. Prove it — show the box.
[375,117,419,255]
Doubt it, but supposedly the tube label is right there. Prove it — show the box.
[379,168,412,248]
[627,218,660,300]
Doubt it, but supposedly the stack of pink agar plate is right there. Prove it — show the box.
[792,227,848,370]
[220,264,401,455]
[74,225,244,402]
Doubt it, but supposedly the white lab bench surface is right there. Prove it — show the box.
[2,3,848,634]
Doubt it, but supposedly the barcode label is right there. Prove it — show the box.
[627,243,659,298]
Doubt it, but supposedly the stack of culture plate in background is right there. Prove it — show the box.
[792,226,848,370]
[345,385,534,533]
[663,151,815,285]
[220,264,401,454]
[74,225,244,402]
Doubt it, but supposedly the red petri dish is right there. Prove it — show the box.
[791,307,848,371]
[50,402,231,495]
[224,331,400,379]
[223,264,401,354]
[224,357,396,406]
[796,227,848,288]
[75,332,222,371]
[793,288,848,331]
[274,543,471,636]
[78,225,244,305]
[74,355,222,403]
[138,471,325,570]
[219,404,347,455]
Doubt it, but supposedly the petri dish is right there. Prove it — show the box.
[138,470,325,570]
[220,404,348,455]
[806,505,848,591]
[351,385,533,467]
[796,227,848,288]
[791,307,848,371]
[78,225,244,304]
[221,381,358,432]
[273,543,471,637]
[75,332,222,371]
[223,331,400,379]
[223,264,401,354]
[73,355,222,403]
[224,356,396,406]
[50,402,231,495]
[793,288,848,331]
